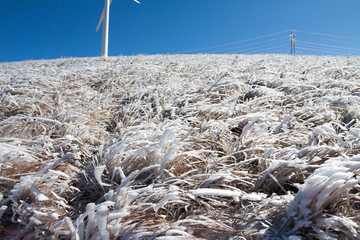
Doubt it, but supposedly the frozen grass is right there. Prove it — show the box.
[0,54,359,239]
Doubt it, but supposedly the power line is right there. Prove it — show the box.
[318,38,360,45]
[171,29,360,56]
[244,44,288,54]
[298,43,360,55]
[297,47,359,56]
[176,30,289,54]
[293,29,360,40]
[297,47,339,55]
[230,40,288,54]
[297,40,360,53]
[208,36,285,54]
[297,44,360,56]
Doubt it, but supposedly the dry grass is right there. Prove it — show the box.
[0,54,359,239]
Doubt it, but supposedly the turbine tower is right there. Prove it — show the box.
[96,0,140,57]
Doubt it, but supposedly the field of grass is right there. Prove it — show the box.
[0,54,360,239]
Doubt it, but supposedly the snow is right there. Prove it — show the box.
[0,54,359,239]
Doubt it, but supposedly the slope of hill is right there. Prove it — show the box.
[0,54,360,239]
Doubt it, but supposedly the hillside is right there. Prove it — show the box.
[0,54,360,239]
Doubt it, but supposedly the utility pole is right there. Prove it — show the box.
[290,32,293,55]
[290,32,296,56]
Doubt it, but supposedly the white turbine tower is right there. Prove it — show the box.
[96,0,140,57]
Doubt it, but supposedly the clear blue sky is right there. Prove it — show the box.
[1,0,360,62]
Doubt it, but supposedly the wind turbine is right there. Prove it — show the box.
[96,0,140,57]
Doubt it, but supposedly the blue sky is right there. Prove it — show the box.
[1,0,360,62]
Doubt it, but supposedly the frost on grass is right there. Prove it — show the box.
[0,54,359,239]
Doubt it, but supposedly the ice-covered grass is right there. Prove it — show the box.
[0,54,359,239]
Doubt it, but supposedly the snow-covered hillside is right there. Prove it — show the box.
[0,54,360,239]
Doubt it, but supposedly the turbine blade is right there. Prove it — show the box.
[134,0,140,4]
[96,0,112,32]
[96,7,105,32]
